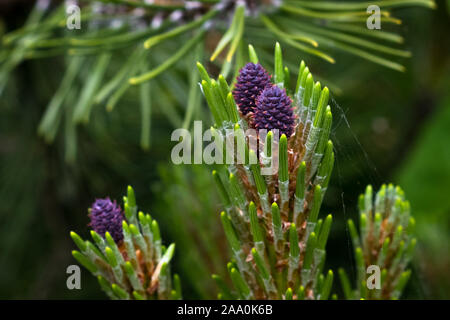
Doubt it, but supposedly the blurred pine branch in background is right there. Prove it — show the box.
[0,0,436,152]
[152,164,229,298]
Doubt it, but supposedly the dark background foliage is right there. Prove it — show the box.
[0,1,449,299]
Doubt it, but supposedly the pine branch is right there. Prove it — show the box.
[70,186,180,300]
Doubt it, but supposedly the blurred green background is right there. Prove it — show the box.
[0,0,449,299]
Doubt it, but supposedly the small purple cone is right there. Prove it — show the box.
[254,85,295,137]
[89,198,124,243]
[233,63,272,115]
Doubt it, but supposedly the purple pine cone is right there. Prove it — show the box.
[254,85,295,137]
[233,63,272,115]
[89,198,124,244]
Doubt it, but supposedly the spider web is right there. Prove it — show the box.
[326,96,382,291]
